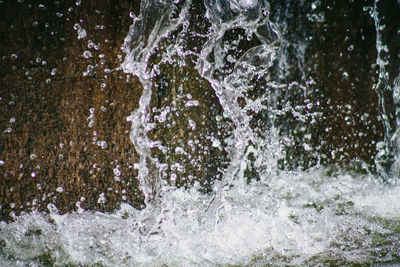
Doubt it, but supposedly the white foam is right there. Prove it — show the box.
[1,169,399,265]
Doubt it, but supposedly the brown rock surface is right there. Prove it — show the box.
[0,0,144,221]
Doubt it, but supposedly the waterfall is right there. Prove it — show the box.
[121,0,322,211]
[1,0,400,265]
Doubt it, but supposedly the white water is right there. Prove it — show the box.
[1,0,400,265]
[1,169,400,266]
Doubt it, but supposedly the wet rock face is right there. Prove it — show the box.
[0,0,144,221]
[148,60,232,191]
[1,0,399,220]
[269,0,389,171]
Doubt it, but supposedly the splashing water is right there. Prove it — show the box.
[1,0,400,265]
[1,170,400,266]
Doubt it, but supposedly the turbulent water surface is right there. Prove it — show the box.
[1,0,400,265]
[1,169,400,266]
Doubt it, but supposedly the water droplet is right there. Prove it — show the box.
[31,172,36,178]
[30,153,37,160]
[311,2,317,10]
[47,203,59,214]
[185,100,199,107]
[75,0,81,6]
[4,127,12,133]
[74,23,87,39]
[188,119,196,130]
[97,193,106,204]
[56,187,64,193]
[51,68,57,75]
[98,140,108,149]
[9,117,16,123]
[83,50,92,58]
[32,21,38,27]
[0,160,5,166]
[94,25,105,30]
[113,167,121,177]
[347,45,354,51]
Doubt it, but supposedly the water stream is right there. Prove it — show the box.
[1,0,400,265]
